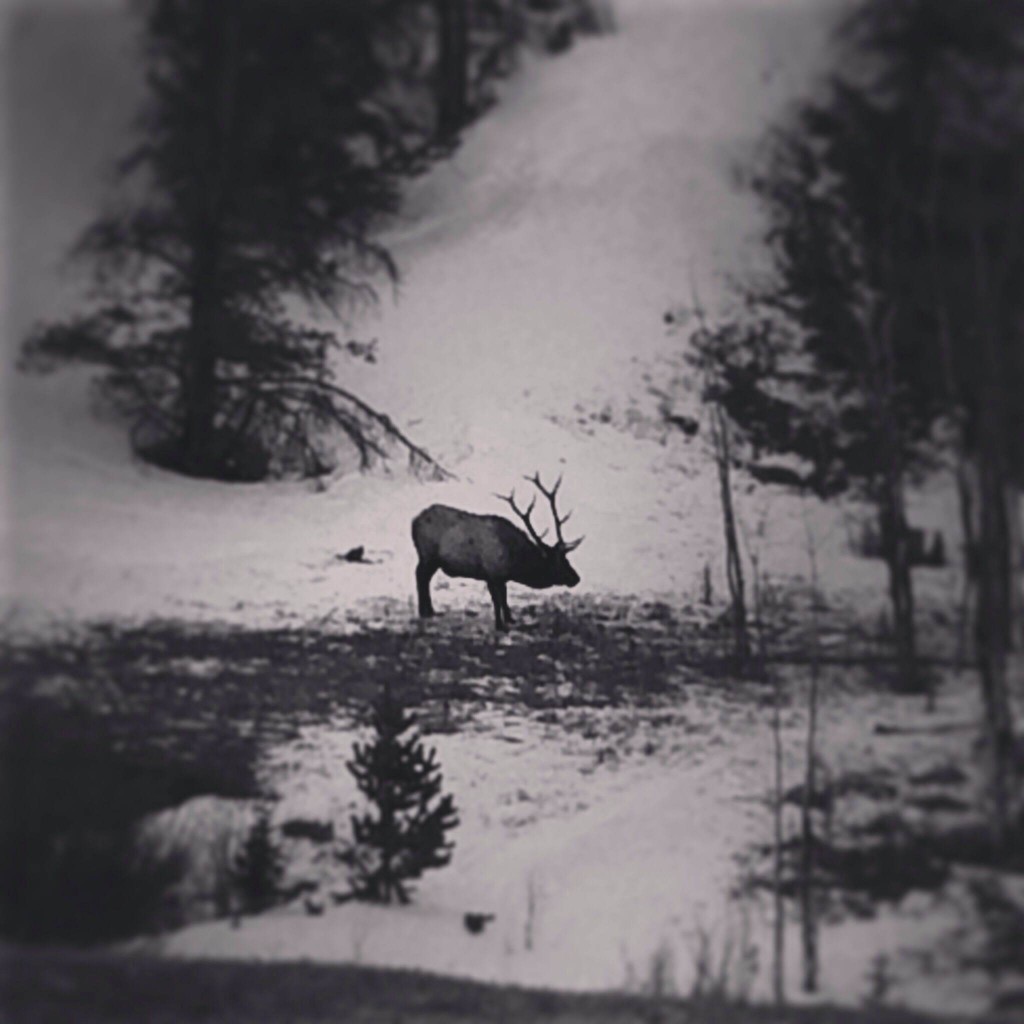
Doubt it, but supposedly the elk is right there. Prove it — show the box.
[412,473,583,631]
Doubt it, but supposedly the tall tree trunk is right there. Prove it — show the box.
[974,315,1017,849]
[863,300,920,695]
[1007,480,1024,652]
[800,518,821,993]
[713,405,750,662]
[866,147,921,696]
[183,262,221,473]
[976,430,1017,849]
[750,550,784,1002]
[878,469,919,694]
[771,653,786,1006]
[437,0,469,140]
[183,0,238,474]
[970,160,1019,852]
[955,455,978,668]
[925,149,978,670]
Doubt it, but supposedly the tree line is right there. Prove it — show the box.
[682,0,1023,851]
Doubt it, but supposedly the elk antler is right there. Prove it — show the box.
[525,473,584,551]
[496,488,549,546]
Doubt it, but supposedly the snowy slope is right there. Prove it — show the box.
[150,696,772,994]
[2,0,863,630]
[142,676,1003,1014]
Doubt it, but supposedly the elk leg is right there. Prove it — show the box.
[416,562,438,617]
[487,580,509,631]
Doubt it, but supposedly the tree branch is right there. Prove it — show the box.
[244,374,452,479]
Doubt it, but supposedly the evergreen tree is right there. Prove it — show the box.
[232,810,283,915]
[21,0,447,481]
[846,0,1024,846]
[752,85,940,692]
[689,8,996,693]
[344,685,458,904]
[676,291,929,693]
[704,0,1022,839]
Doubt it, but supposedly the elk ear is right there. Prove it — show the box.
[562,537,584,553]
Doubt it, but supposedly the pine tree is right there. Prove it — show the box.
[683,17,961,693]
[846,0,1024,848]
[700,0,1023,838]
[232,809,283,915]
[21,0,447,482]
[344,685,458,904]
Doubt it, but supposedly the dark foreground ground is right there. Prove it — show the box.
[0,588,950,837]
[1,950,1006,1024]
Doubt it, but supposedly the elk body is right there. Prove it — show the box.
[412,474,583,630]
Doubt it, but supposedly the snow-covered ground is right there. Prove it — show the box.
[135,668,1010,1015]
[5,0,1012,1017]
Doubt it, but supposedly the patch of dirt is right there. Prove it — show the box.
[0,595,741,799]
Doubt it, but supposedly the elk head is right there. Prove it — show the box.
[497,473,584,587]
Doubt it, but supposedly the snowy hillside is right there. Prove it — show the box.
[2,0,876,631]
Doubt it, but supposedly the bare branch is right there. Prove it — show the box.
[242,374,452,480]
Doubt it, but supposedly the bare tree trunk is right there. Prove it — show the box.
[861,297,921,696]
[771,656,786,1006]
[955,456,978,669]
[1007,480,1024,652]
[691,296,749,663]
[752,551,785,1005]
[926,158,978,672]
[800,516,820,993]
[184,268,221,472]
[970,160,1019,852]
[878,314,919,696]
[865,152,921,697]
[712,405,750,662]
[878,469,920,695]
[974,338,1017,849]
[976,438,1017,849]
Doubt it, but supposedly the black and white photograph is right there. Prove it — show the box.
[2,0,1023,1020]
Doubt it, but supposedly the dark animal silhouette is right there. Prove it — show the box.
[412,473,583,630]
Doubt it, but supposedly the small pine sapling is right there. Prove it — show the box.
[344,685,459,904]
[232,809,284,915]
